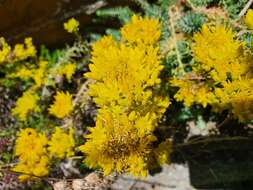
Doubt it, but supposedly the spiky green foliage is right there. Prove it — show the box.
[178,12,206,34]
[96,7,133,24]
[221,0,248,18]
[189,0,216,7]
[241,32,253,48]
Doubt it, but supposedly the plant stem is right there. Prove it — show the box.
[239,0,253,18]
[168,7,185,76]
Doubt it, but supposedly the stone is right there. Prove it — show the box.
[0,0,131,46]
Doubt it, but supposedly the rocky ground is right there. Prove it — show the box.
[111,164,195,190]
[52,164,195,190]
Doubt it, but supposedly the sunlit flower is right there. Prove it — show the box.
[79,110,156,177]
[64,18,80,33]
[33,60,48,88]
[245,9,253,30]
[192,24,242,82]
[13,37,36,60]
[172,24,252,121]
[56,63,76,82]
[12,90,40,121]
[0,37,11,63]
[121,15,161,45]
[80,15,170,177]
[48,91,73,119]
[154,139,173,165]
[12,128,49,181]
[48,127,75,159]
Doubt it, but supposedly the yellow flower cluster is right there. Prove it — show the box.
[0,37,11,63]
[33,60,48,88]
[55,63,76,82]
[214,79,253,121]
[12,127,75,181]
[121,15,161,45]
[12,74,73,122]
[80,110,157,176]
[10,60,48,88]
[48,127,75,158]
[192,24,243,82]
[171,77,216,107]
[13,38,37,60]
[80,15,171,177]
[245,9,253,30]
[171,24,253,121]
[12,90,40,121]
[154,139,173,166]
[48,91,73,119]
[0,37,36,64]
[12,128,49,181]
[64,18,80,33]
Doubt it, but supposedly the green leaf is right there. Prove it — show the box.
[96,7,133,24]
[178,12,206,34]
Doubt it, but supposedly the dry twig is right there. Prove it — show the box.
[239,0,253,18]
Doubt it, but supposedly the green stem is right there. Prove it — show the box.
[168,8,185,76]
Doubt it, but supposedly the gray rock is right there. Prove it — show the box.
[111,164,196,190]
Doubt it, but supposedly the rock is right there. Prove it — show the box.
[0,0,132,47]
[111,164,195,190]
[53,181,71,190]
[84,173,101,185]
[72,179,85,190]
[180,136,253,189]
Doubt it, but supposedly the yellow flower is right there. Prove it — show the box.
[79,110,156,177]
[121,15,161,45]
[154,139,173,165]
[0,37,11,63]
[48,91,73,118]
[80,15,170,177]
[86,36,164,110]
[12,90,40,121]
[14,37,36,60]
[9,67,33,79]
[171,76,216,108]
[48,127,75,159]
[64,18,80,33]
[12,128,49,181]
[9,60,48,88]
[245,9,253,30]
[56,63,76,82]
[32,60,48,88]
[214,79,253,121]
[192,24,242,82]
[173,23,252,121]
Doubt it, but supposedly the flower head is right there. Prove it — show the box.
[171,76,216,107]
[79,110,156,177]
[245,9,253,30]
[80,15,170,177]
[48,127,75,159]
[56,63,76,82]
[13,37,36,60]
[64,18,80,33]
[33,60,48,88]
[154,139,173,165]
[12,128,49,181]
[192,24,243,82]
[121,15,161,45]
[86,36,164,110]
[172,23,252,121]
[48,91,73,119]
[12,90,40,121]
[0,37,11,63]
[193,24,241,67]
